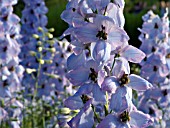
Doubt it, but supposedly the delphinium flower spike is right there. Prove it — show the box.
[61,0,153,127]
[20,0,73,127]
[138,8,170,127]
[0,0,24,127]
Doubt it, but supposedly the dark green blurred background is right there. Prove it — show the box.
[14,0,170,47]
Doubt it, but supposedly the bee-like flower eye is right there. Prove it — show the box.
[119,74,130,86]
[119,111,131,122]
[96,25,108,40]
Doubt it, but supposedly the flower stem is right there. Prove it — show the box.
[110,56,116,74]
[91,104,100,123]
[104,92,109,116]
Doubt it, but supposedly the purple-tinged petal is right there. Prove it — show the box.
[159,64,169,77]
[120,45,146,63]
[8,14,20,24]
[0,108,7,122]
[67,52,86,70]
[112,57,130,78]
[68,109,84,128]
[64,95,84,110]
[128,74,152,91]
[92,84,106,105]
[97,70,106,87]
[97,114,130,128]
[76,83,93,95]
[74,23,98,43]
[68,99,94,128]
[114,0,125,8]
[91,41,111,63]
[73,47,83,55]
[144,88,163,100]
[93,14,115,29]
[106,3,125,28]
[101,76,119,93]
[66,67,89,86]
[110,87,129,112]
[97,114,120,128]
[78,108,94,128]
[87,0,110,11]
[108,26,129,45]
[61,9,82,25]
[85,59,103,72]
[130,110,153,128]
[60,27,74,39]
[66,0,79,9]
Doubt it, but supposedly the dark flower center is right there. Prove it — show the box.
[153,66,158,72]
[96,25,107,40]
[151,47,156,52]
[3,80,8,87]
[81,94,90,104]
[3,46,7,52]
[149,107,154,115]
[41,84,45,89]
[89,68,98,83]
[9,66,15,72]
[154,23,159,29]
[162,89,168,96]
[119,111,130,122]
[119,74,130,86]
[143,57,147,61]
[72,8,76,12]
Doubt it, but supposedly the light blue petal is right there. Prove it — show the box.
[91,41,111,63]
[64,95,84,110]
[120,45,146,63]
[66,67,89,86]
[67,52,86,70]
[101,76,119,93]
[130,110,153,127]
[92,84,106,105]
[128,74,152,91]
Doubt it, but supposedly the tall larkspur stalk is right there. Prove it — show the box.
[0,0,24,127]
[61,0,153,127]
[138,8,170,127]
[20,1,73,127]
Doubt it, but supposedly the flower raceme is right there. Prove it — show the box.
[138,9,170,127]
[61,0,153,127]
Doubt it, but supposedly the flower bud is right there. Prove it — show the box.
[32,34,39,39]
[59,108,71,114]
[45,60,53,64]
[48,28,55,32]
[38,27,43,32]
[49,47,56,53]
[39,59,45,65]
[37,47,43,52]
[46,33,53,39]
[29,51,37,56]
[26,68,36,74]
[37,41,42,46]
[48,40,55,45]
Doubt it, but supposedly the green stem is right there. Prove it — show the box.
[22,98,25,128]
[31,106,35,128]
[42,102,46,128]
[110,56,116,74]
[33,61,42,100]
[104,92,109,116]
[91,104,100,123]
